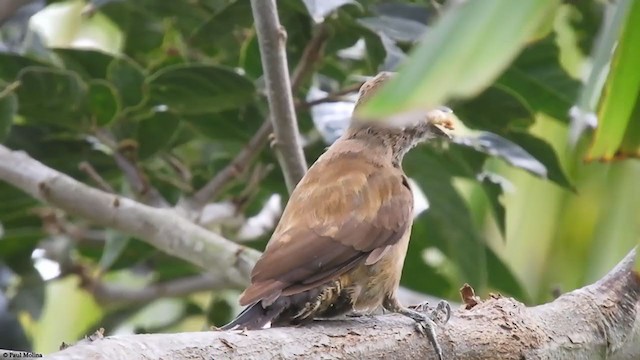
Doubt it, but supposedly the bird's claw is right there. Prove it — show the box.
[413,300,451,326]
[411,314,444,360]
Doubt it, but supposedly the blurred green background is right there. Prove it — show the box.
[0,0,638,354]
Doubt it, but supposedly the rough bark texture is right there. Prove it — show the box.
[43,249,640,360]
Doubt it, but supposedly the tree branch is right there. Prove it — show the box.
[42,248,640,360]
[0,145,260,288]
[74,268,230,306]
[251,0,308,191]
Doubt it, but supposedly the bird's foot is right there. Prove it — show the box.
[398,304,449,360]
[412,300,452,326]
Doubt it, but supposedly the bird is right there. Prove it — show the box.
[221,72,454,359]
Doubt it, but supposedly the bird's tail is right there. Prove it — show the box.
[220,301,284,331]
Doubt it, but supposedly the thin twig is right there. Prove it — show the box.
[297,82,364,109]
[189,121,272,209]
[72,264,229,305]
[95,130,169,208]
[290,24,330,90]
[251,0,308,192]
[162,153,192,184]
[78,161,115,193]
[187,21,332,210]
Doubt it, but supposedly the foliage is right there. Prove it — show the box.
[0,0,638,353]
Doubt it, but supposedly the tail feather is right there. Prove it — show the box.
[220,301,284,330]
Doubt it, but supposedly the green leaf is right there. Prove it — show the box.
[137,111,180,159]
[9,267,45,320]
[88,80,120,126]
[486,246,528,301]
[587,0,640,160]
[405,148,487,291]
[190,1,253,48]
[456,132,547,178]
[182,106,263,141]
[0,53,49,81]
[0,89,18,142]
[107,58,147,111]
[54,48,115,80]
[479,173,506,237]
[15,67,89,127]
[618,97,640,157]
[357,0,559,118]
[496,33,580,121]
[454,86,533,132]
[147,64,255,115]
[497,36,580,123]
[504,132,573,190]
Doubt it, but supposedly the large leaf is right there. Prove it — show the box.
[54,48,115,80]
[498,36,580,123]
[571,0,631,146]
[147,65,255,115]
[137,111,180,159]
[107,57,147,112]
[587,0,640,160]
[454,86,533,132]
[479,173,507,237]
[15,67,89,127]
[357,0,559,118]
[455,132,547,179]
[405,148,487,291]
[0,90,17,142]
[504,132,573,190]
[190,0,254,48]
[9,268,45,320]
[485,246,528,301]
[0,54,50,81]
[183,106,262,142]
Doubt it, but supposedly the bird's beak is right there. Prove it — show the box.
[426,106,455,140]
[428,123,453,139]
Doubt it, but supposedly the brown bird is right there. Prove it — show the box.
[222,72,453,359]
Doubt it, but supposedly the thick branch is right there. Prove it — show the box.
[0,145,260,288]
[251,0,308,191]
[43,249,640,360]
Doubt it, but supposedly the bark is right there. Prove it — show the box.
[42,249,640,360]
[0,145,261,288]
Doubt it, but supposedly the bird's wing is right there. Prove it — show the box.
[239,151,413,306]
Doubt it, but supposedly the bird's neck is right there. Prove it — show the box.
[344,124,427,167]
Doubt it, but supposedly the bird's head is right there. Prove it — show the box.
[348,72,455,161]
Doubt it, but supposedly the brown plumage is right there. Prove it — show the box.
[222,72,453,359]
